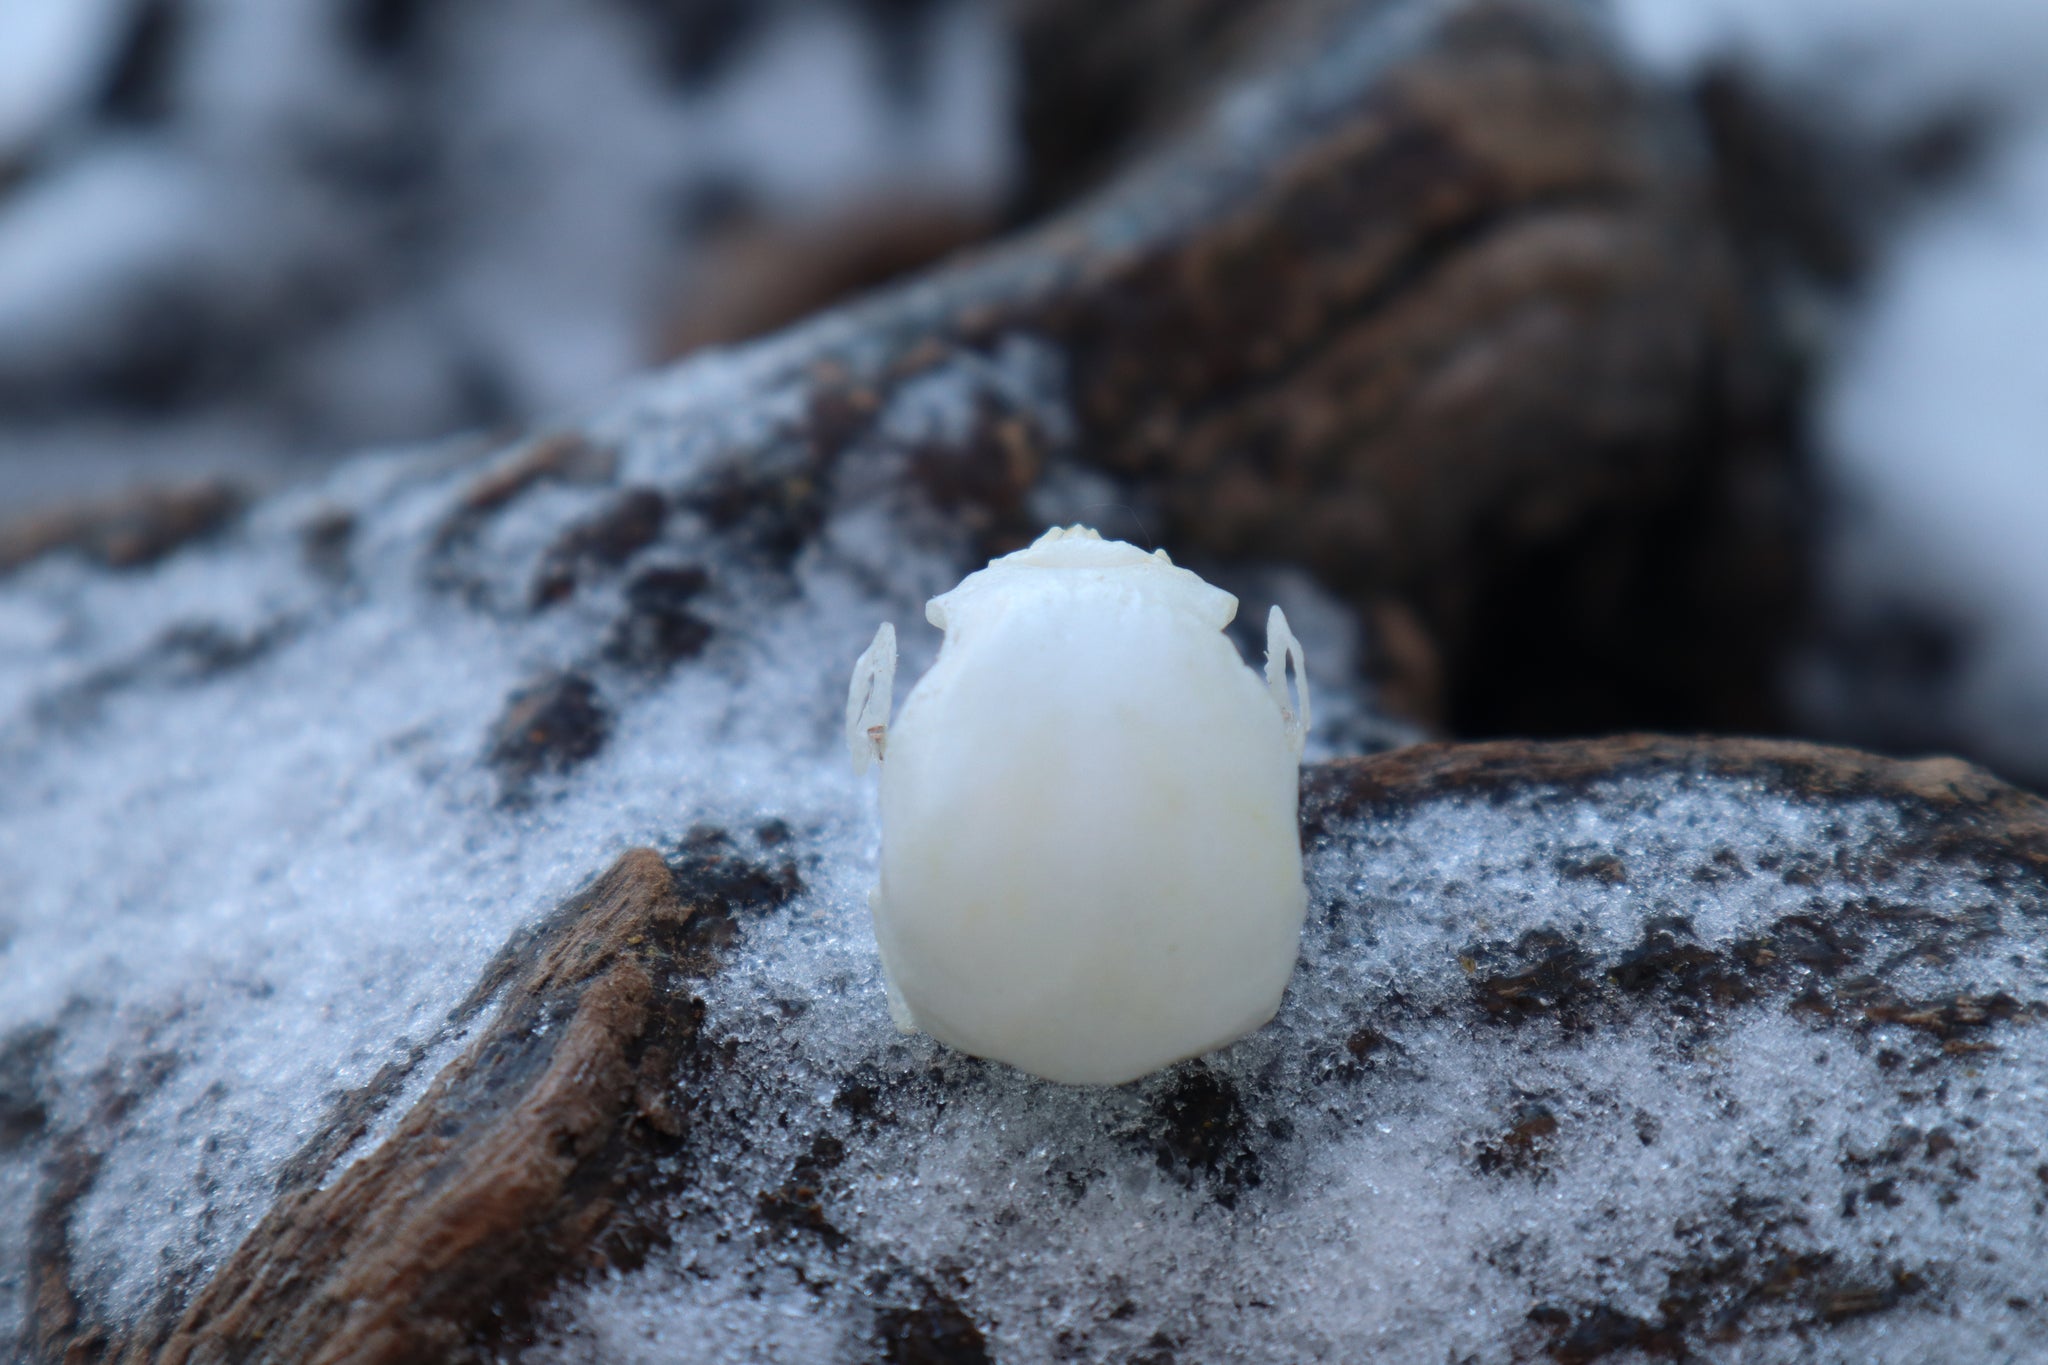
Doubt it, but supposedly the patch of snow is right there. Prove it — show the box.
[0,0,128,155]
[0,145,217,361]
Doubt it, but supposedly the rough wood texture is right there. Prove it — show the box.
[835,0,1802,735]
[130,847,730,1365]
[1013,2,1801,735]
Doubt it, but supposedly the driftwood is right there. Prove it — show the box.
[127,839,794,1365]
[67,736,2048,1362]
[1002,0,1803,736]
[1,0,1797,741]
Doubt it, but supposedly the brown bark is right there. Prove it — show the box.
[851,0,1800,735]
[141,849,706,1365]
[1309,733,2044,826]
[1007,2,1802,734]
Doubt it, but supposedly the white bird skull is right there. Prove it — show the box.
[847,526,1309,1085]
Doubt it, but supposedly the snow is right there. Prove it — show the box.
[0,145,217,362]
[8,309,2037,1353]
[0,312,1159,1344]
[0,0,128,156]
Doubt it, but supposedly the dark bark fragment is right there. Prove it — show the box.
[298,506,357,582]
[454,434,616,519]
[485,671,610,789]
[1139,1064,1262,1207]
[603,564,715,671]
[29,1140,106,1365]
[0,1025,56,1154]
[1475,1102,1560,1177]
[528,487,668,607]
[875,1290,992,1365]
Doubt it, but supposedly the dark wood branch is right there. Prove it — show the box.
[830,0,1801,734]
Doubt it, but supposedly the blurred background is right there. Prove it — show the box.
[1,0,2045,781]
[0,0,1016,505]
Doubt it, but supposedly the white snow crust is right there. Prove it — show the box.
[2,289,2043,1364]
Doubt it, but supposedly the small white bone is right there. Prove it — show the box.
[851,527,1310,1085]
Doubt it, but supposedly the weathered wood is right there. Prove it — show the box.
[1005,1,1802,734]
[807,0,1802,734]
[1309,733,2048,840]
[3,0,1800,739]
[128,845,777,1365]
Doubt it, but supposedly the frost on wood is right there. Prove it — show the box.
[75,737,2048,1364]
[540,737,2048,1365]
[147,844,787,1365]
